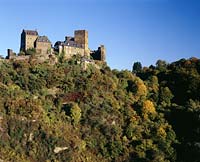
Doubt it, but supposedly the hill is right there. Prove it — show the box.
[0,55,199,162]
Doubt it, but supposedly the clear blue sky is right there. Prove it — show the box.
[0,0,200,70]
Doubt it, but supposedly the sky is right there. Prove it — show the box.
[0,0,200,70]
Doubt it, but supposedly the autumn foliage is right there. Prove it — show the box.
[0,56,199,161]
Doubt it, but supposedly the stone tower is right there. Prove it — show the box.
[99,45,106,62]
[35,36,51,54]
[74,30,89,56]
[20,29,38,51]
[7,49,16,59]
[90,45,106,62]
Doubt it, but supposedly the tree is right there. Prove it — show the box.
[142,100,157,119]
[25,48,36,55]
[70,103,82,125]
[156,60,167,71]
[159,87,174,107]
[132,62,142,73]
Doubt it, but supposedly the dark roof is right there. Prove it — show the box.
[64,40,83,48]
[23,30,38,35]
[54,41,62,46]
[36,36,51,43]
[54,39,83,48]
[65,36,74,41]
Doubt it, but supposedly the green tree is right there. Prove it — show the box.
[156,60,168,71]
[159,87,174,107]
[25,48,36,55]
[132,62,142,73]
[70,103,82,125]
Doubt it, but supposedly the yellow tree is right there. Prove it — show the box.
[142,100,157,119]
[70,103,82,125]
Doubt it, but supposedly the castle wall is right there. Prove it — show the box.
[20,32,26,51]
[7,49,16,59]
[36,41,51,55]
[90,45,106,61]
[25,35,38,50]
[100,45,106,61]
[62,46,85,59]
[13,55,30,61]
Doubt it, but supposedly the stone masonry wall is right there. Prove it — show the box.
[36,41,51,55]
[25,35,38,50]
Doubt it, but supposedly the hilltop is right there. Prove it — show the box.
[6,29,106,64]
[0,55,199,162]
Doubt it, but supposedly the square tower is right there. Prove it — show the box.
[35,36,52,54]
[74,30,88,50]
[20,29,38,51]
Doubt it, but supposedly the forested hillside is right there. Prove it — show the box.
[0,55,199,162]
[133,58,200,162]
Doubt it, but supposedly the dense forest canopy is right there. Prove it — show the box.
[0,55,199,162]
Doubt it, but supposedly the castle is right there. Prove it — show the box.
[7,29,106,62]
[20,30,51,55]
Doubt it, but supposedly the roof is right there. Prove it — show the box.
[63,40,83,48]
[23,30,38,35]
[36,36,51,43]
[54,41,83,48]
[54,40,83,48]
